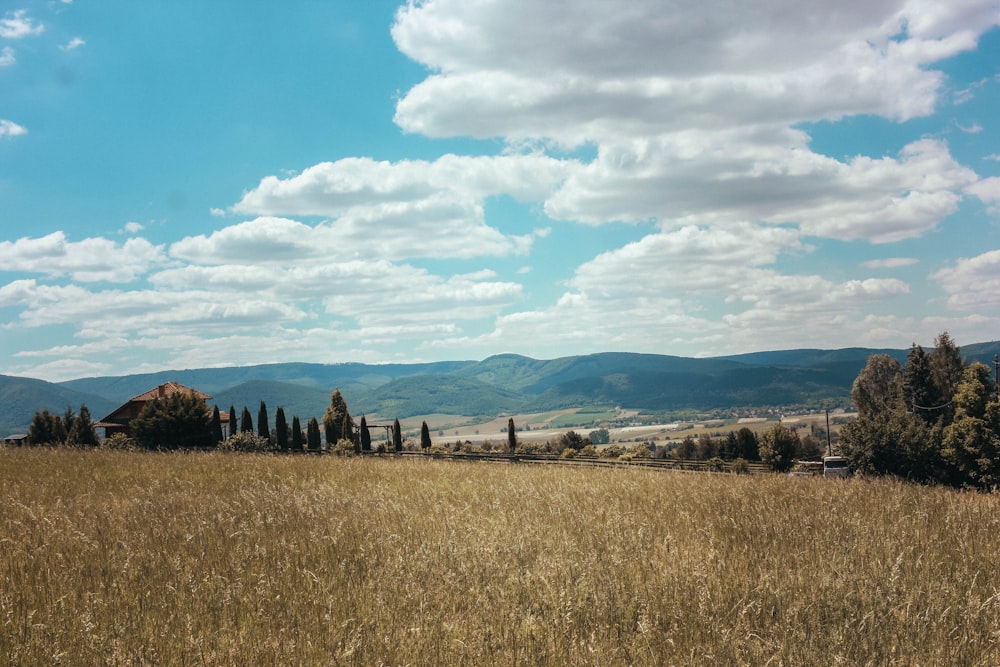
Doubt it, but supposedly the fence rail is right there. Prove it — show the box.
[391,450,772,474]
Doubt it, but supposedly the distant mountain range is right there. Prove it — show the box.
[3,343,1000,436]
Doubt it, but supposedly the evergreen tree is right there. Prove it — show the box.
[275,407,289,451]
[930,331,964,425]
[211,405,224,444]
[852,354,903,418]
[902,344,942,425]
[734,427,760,460]
[258,401,270,441]
[27,410,63,445]
[323,388,353,445]
[392,418,402,452]
[228,405,237,439]
[359,415,372,451]
[420,421,432,450]
[507,417,517,454]
[68,404,98,447]
[307,417,321,451]
[291,415,303,452]
[131,391,214,450]
[241,406,253,433]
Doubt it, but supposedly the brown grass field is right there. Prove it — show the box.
[2,448,1000,665]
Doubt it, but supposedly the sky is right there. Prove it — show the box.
[1,1,1000,382]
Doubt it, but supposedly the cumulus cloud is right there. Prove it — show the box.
[392,0,996,145]
[0,10,43,39]
[0,232,166,282]
[933,250,1000,311]
[59,37,85,51]
[0,46,14,67]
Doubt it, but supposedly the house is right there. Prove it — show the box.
[3,434,28,446]
[94,381,226,438]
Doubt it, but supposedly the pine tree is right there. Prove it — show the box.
[274,407,288,450]
[68,404,98,447]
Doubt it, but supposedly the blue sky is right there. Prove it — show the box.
[1,0,999,382]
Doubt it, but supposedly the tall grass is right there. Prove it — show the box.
[2,448,1000,665]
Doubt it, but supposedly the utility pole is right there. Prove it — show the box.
[825,408,832,457]
[994,354,999,398]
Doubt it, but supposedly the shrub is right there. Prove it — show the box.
[601,445,625,459]
[561,448,577,459]
[731,457,750,474]
[577,445,599,458]
[330,439,356,456]
[428,444,450,455]
[220,432,271,452]
[101,433,138,451]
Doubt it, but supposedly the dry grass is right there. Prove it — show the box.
[2,448,1000,665]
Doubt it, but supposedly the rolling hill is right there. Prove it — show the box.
[4,342,1000,437]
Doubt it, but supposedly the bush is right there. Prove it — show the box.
[220,432,271,452]
[601,445,625,459]
[627,444,653,459]
[101,433,138,451]
[330,439,356,457]
[428,444,450,455]
[578,445,599,458]
[730,458,750,474]
[561,448,577,459]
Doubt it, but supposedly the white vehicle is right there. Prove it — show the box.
[822,455,850,478]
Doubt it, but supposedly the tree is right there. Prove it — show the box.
[275,407,289,451]
[676,435,697,459]
[930,331,964,424]
[392,418,402,452]
[420,421,432,451]
[902,344,942,426]
[241,406,253,434]
[696,433,717,460]
[852,354,903,418]
[291,415,303,452]
[68,404,98,447]
[359,415,372,452]
[588,428,610,445]
[131,391,214,450]
[323,389,354,447]
[758,422,799,473]
[228,405,237,439]
[211,405,224,444]
[507,417,517,453]
[307,417,321,452]
[257,401,270,442]
[27,409,64,445]
[941,363,1000,489]
[841,409,939,482]
[733,427,759,460]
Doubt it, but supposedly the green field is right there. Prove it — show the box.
[2,448,999,665]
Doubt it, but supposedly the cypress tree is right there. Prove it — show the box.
[228,405,237,439]
[307,417,321,452]
[291,415,303,452]
[359,415,371,451]
[275,407,288,451]
[420,421,431,450]
[241,406,253,433]
[258,401,270,441]
[392,418,402,452]
[507,417,517,454]
[211,405,224,444]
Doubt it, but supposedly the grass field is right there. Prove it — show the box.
[2,448,1000,665]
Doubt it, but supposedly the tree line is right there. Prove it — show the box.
[838,332,1000,489]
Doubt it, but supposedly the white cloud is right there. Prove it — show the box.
[932,250,1000,311]
[864,257,919,269]
[0,231,166,282]
[392,0,996,146]
[965,176,1000,213]
[0,46,14,67]
[0,10,43,39]
[121,221,144,235]
[0,119,27,137]
[59,37,85,51]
